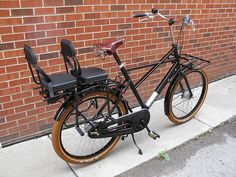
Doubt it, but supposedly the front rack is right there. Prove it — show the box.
[180,54,210,70]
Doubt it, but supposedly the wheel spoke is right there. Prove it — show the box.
[53,91,126,163]
[168,70,208,122]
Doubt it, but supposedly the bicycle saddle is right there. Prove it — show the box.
[94,39,125,55]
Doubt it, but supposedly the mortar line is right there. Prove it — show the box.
[193,117,213,128]
[47,135,79,177]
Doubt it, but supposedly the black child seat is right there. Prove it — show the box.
[23,45,77,103]
[60,39,108,84]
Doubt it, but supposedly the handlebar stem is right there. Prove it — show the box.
[168,18,176,45]
[169,25,176,45]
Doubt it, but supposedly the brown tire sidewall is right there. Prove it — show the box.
[167,69,208,124]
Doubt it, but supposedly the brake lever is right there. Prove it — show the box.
[190,20,196,31]
[139,17,152,22]
[157,12,168,21]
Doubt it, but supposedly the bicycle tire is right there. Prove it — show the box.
[166,69,208,124]
[52,90,127,164]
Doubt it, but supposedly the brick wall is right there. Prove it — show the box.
[0,0,235,147]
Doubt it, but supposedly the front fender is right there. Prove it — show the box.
[164,72,180,116]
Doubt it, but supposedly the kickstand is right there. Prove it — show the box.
[131,134,143,155]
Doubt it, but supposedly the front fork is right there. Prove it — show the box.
[179,71,193,98]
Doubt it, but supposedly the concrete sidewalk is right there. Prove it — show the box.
[1,75,236,177]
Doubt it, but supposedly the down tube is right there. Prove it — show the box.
[146,62,179,108]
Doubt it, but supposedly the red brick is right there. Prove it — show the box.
[1,33,24,42]
[111,5,125,11]
[45,15,64,22]
[65,0,83,5]
[37,111,55,120]
[84,0,100,4]
[15,40,37,48]
[11,9,33,16]
[57,21,75,29]
[0,1,20,8]
[65,14,83,21]
[56,7,75,14]
[76,6,93,13]
[0,58,17,67]
[0,95,11,103]
[12,91,32,101]
[37,38,56,46]
[36,23,56,31]
[6,111,26,121]
[18,115,37,125]
[0,18,22,26]
[13,25,35,33]
[0,9,10,17]
[4,49,24,58]
[24,96,42,104]
[34,8,55,15]
[66,27,84,35]
[3,100,24,109]
[15,104,34,113]
[0,43,14,51]
[8,124,28,134]
[19,126,38,136]
[23,16,44,24]
[0,121,17,130]
[6,64,27,73]
[0,130,8,137]
[0,27,12,34]
[25,31,45,39]
[9,78,29,87]
[85,13,101,19]
[46,29,65,37]
[44,0,64,6]
[21,0,43,7]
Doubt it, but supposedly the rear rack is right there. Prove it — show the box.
[180,54,210,70]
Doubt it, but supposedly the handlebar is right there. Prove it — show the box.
[133,8,195,31]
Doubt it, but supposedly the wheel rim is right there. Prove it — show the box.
[58,92,125,160]
[170,70,207,119]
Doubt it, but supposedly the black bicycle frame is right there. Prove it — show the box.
[112,44,181,110]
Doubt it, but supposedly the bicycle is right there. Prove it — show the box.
[24,8,210,164]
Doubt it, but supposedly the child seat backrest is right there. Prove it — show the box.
[61,39,81,76]
[23,45,51,86]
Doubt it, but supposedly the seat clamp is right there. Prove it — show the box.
[118,63,125,69]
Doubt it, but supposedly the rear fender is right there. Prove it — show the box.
[54,97,73,121]
[54,87,128,121]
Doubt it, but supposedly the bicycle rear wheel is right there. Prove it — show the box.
[52,90,127,164]
[166,69,208,124]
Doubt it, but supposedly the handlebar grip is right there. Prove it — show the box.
[151,8,159,14]
[133,14,147,18]
[183,15,190,25]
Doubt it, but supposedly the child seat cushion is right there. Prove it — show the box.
[80,67,108,83]
[41,72,77,91]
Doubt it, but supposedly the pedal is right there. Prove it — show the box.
[148,131,160,140]
[75,125,85,136]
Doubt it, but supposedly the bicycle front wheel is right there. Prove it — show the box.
[52,90,127,164]
[166,69,208,124]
